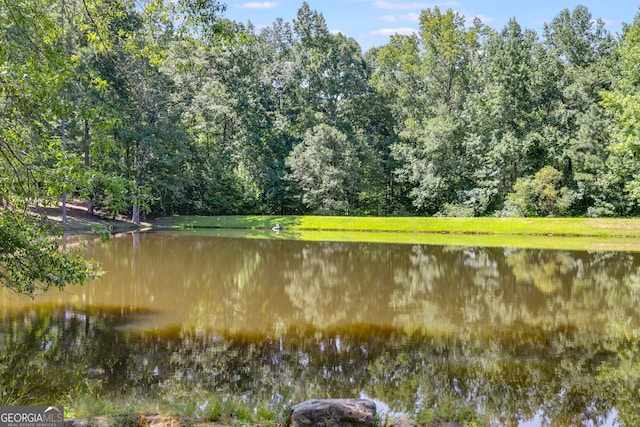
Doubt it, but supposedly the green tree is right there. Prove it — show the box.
[89,1,189,221]
[373,8,481,214]
[286,124,367,213]
[247,18,300,214]
[599,12,640,215]
[165,30,262,215]
[543,5,613,67]
[506,166,573,217]
[543,6,615,215]
[392,109,466,213]
[462,18,562,214]
[251,3,383,215]
[0,0,118,294]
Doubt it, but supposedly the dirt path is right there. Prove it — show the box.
[39,202,148,233]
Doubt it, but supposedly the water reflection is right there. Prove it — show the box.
[1,231,640,426]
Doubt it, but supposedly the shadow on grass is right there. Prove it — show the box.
[240,215,303,230]
[155,215,303,230]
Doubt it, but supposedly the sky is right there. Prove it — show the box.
[221,0,639,51]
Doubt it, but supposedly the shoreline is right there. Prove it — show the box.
[42,207,640,252]
[153,214,640,238]
[41,203,149,233]
[41,202,640,239]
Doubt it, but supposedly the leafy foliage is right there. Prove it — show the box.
[600,12,640,215]
[0,208,98,295]
[506,166,574,217]
[286,124,366,213]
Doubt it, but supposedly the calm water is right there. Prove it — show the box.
[2,230,640,426]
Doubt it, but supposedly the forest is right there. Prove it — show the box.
[2,0,640,290]
[3,0,640,220]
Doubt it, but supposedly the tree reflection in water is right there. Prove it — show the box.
[0,308,638,425]
[1,234,640,426]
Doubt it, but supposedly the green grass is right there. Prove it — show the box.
[153,215,640,252]
[156,215,640,238]
[66,392,286,426]
[66,391,485,427]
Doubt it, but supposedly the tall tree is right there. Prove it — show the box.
[286,124,367,214]
[462,19,557,214]
[543,6,615,214]
[600,12,640,215]
[0,0,120,294]
[165,25,261,215]
[373,8,481,214]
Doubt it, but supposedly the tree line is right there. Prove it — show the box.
[2,0,640,291]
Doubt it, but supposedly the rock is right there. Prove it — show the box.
[391,416,418,427]
[290,398,377,427]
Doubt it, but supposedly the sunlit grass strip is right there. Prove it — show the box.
[157,215,640,238]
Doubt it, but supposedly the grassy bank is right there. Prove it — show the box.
[65,392,484,426]
[156,215,640,238]
[66,393,285,426]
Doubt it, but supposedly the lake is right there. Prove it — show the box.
[2,229,640,426]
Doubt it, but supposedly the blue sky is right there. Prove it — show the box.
[221,0,639,51]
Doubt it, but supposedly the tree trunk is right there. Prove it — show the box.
[61,191,68,223]
[132,203,140,225]
[61,117,67,224]
[84,119,94,216]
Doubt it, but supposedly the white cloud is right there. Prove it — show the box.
[372,1,457,10]
[380,12,420,22]
[370,27,418,37]
[465,13,493,25]
[237,2,278,9]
